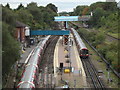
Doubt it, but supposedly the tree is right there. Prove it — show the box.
[82,7,89,15]
[27,2,38,8]
[73,5,89,16]
[15,9,33,26]
[88,7,105,27]
[46,3,58,13]
[59,12,69,16]
[102,2,117,11]
[2,6,16,26]
[69,12,74,16]
[2,22,20,85]
[5,3,10,9]
[96,32,105,43]
[17,3,24,10]
[25,2,58,30]
[97,42,107,54]
[90,2,104,11]
[2,6,17,36]
[104,13,118,33]
[105,51,118,67]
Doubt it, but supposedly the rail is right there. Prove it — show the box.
[38,36,59,88]
[82,58,105,89]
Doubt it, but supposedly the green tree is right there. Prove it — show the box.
[90,2,104,11]
[82,7,89,15]
[46,3,58,13]
[17,3,24,10]
[2,22,20,85]
[97,44,108,57]
[5,3,10,9]
[90,2,117,12]
[59,12,69,16]
[105,51,118,67]
[2,6,17,36]
[88,7,105,27]
[73,5,89,16]
[102,2,117,11]
[104,13,118,33]
[15,9,33,26]
[2,6,16,26]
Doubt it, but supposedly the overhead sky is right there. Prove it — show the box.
[1,0,119,12]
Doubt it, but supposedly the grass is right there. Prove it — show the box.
[107,32,119,39]
[81,27,119,40]
[104,41,111,45]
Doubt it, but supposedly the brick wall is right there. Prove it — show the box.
[20,28,25,43]
[15,27,26,43]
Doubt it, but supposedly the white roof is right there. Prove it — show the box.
[71,28,87,49]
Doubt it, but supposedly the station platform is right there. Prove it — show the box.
[53,34,88,88]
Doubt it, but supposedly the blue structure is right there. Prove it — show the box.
[30,30,70,36]
[54,16,79,29]
[54,16,79,21]
[54,16,91,29]
[54,16,91,21]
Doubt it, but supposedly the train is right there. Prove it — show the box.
[70,28,89,59]
[17,35,51,88]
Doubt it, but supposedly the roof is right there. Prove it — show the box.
[16,21,28,28]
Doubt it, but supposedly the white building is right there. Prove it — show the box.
[25,27,30,36]
[106,0,115,2]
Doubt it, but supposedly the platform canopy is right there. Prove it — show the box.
[54,16,79,21]
[30,30,70,35]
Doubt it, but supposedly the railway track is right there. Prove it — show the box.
[82,58,105,89]
[38,36,59,88]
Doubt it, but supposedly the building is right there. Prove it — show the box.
[15,21,30,47]
[106,0,115,2]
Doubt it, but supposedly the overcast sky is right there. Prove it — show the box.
[1,0,119,12]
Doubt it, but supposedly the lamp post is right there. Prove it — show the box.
[68,36,72,71]
[61,71,62,81]
[107,62,111,83]
[74,79,76,88]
